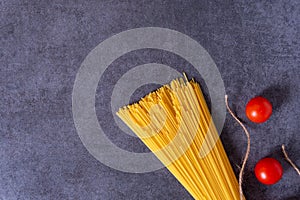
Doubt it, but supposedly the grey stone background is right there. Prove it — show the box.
[1,0,299,199]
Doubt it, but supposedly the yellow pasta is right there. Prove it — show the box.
[117,75,243,200]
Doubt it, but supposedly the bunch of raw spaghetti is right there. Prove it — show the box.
[117,76,243,200]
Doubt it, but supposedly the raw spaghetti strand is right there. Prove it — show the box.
[225,95,250,200]
[117,77,242,200]
[282,144,300,176]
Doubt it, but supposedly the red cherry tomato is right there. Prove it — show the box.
[245,96,272,123]
[254,158,283,185]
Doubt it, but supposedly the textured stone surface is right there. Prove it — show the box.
[1,0,299,199]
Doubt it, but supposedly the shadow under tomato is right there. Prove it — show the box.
[259,84,290,112]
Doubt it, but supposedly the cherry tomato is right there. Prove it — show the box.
[254,158,283,185]
[245,96,272,123]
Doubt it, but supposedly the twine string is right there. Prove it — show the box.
[282,144,300,176]
[225,95,250,200]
